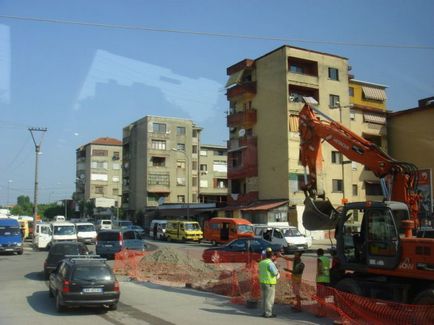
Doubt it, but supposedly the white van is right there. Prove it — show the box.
[149,220,167,240]
[54,215,66,222]
[253,224,312,254]
[33,222,52,250]
[75,222,97,244]
[50,221,77,244]
[97,219,112,231]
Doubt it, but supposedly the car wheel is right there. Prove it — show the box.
[48,286,54,298]
[108,303,118,311]
[18,250,23,255]
[56,293,65,312]
[413,289,434,305]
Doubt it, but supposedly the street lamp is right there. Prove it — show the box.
[171,148,190,219]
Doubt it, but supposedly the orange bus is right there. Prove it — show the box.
[204,217,254,245]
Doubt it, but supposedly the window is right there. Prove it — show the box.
[214,150,224,156]
[365,182,383,196]
[231,151,242,168]
[177,195,185,203]
[91,161,108,169]
[200,179,208,188]
[288,57,318,76]
[349,87,354,97]
[95,186,104,194]
[192,176,198,187]
[363,133,382,147]
[113,151,120,160]
[350,109,356,120]
[192,161,197,170]
[153,123,166,134]
[288,85,319,103]
[215,178,227,189]
[176,160,186,169]
[92,149,108,156]
[329,94,340,108]
[213,161,227,172]
[290,64,304,74]
[200,149,207,156]
[200,164,207,172]
[176,126,186,135]
[91,173,108,181]
[352,184,358,196]
[331,151,343,164]
[112,188,119,195]
[112,176,119,182]
[332,179,343,192]
[151,156,166,167]
[112,162,121,170]
[192,129,198,138]
[289,173,308,192]
[192,145,198,154]
[328,67,339,81]
[176,143,185,151]
[151,140,166,150]
[148,173,169,186]
[176,177,186,186]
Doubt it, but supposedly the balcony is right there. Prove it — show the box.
[226,82,256,100]
[227,191,259,206]
[227,136,258,179]
[227,108,257,129]
[227,59,255,75]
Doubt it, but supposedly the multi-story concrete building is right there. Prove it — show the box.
[348,79,388,202]
[387,96,434,224]
[224,45,389,230]
[122,116,202,217]
[75,137,123,210]
[198,144,228,205]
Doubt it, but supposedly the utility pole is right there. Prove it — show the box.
[29,127,47,221]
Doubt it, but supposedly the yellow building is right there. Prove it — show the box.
[224,45,390,233]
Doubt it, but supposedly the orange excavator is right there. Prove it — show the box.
[299,100,434,304]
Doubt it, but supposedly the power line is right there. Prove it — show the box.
[0,14,433,50]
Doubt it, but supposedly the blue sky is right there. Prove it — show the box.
[0,0,433,205]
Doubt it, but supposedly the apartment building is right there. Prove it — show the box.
[198,144,228,205]
[122,116,202,216]
[75,137,123,208]
[348,79,388,202]
[224,45,388,229]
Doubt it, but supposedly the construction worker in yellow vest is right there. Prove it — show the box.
[258,247,280,318]
[316,248,330,317]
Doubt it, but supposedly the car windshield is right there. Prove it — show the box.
[0,226,20,236]
[77,224,95,232]
[73,265,113,281]
[283,228,303,237]
[97,232,119,241]
[185,223,200,231]
[102,221,112,225]
[237,224,253,233]
[51,244,87,255]
[53,225,76,235]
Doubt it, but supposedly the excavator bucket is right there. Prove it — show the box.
[302,197,340,230]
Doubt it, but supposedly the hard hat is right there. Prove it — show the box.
[266,247,273,252]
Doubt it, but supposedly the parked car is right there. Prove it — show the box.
[96,219,112,231]
[50,221,77,246]
[122,229,147,251]
[75,222,97,244]
[149,220,167,240]
[253,224,311,253]
[417,227,434,239]
[0,218,23,255]
[33,222,52,250]
[202,237,282,263]
[165,220,203,243]
[44,241,89,279]
[112,220,133,230]
[48,255,120,312]
[204,217,254,245]
[129,225,146,238]
[95,230,123,259]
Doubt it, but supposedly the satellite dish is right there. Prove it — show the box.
[238,129,246,137]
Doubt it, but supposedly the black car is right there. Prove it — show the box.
[44,242,89,279]
[48,255,120,312]
[417,227,434,239]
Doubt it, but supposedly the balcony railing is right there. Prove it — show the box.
[226,82,257,100]
[227,108,257,128]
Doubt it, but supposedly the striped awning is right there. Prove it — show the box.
[363,112,386,125]
[362,86,387,101]
[225,70,244,88]
[289,115,299,132]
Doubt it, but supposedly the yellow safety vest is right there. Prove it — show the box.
[259,258,277,285]
[316,255,330,283]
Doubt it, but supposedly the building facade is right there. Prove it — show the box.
[198,144,228,205]
[75,137,123,210]
[225,45,389,231]
[122,116,202,217]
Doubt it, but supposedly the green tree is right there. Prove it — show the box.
[10,195,33,216]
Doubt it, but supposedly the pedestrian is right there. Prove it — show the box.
[316,248,331,317]
[283,251,305,312]
[153,222,158,240]
[258,247,280,318]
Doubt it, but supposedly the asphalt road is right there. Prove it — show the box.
[0,241,332,325]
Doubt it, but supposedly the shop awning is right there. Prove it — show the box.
[241,200,288,212]
[363,112,386,125]
[362,86,387,101]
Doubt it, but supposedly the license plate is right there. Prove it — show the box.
[5,248,13,251]
[104,244,113,247]
[83,288,103,293]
